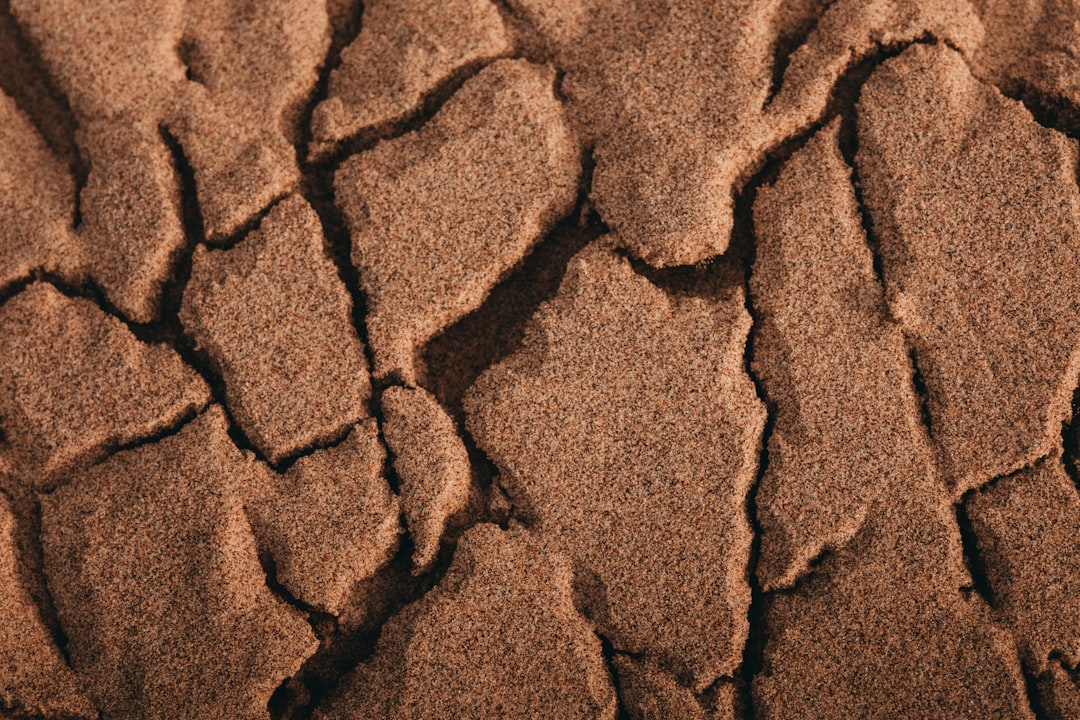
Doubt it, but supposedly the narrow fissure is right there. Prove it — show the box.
[1062,385,1080,496]
[954,499,995,605]
[597,632,632,720]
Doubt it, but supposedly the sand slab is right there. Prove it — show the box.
[314,524,616,719]
[856,43,1080,493]
[750,121,935,590]
[466,243,765,690]
[247,420,401,616]
[41,407,318,720]
[0,494,92,719]
[380,385,472,572]
[0,282,209,485]
[335,58,580,384]
[966,452,1080,673]
[310,0,509,156]
[180,194,371,465]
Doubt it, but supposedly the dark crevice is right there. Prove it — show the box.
[202,193,289,251]
[1024,668,1055,720]
[0,486,74,674]
[305,56,506,171]
[954,500,995,606]
[1062,385,1080,497]
[422,214,599,422]
[268,539,444,720]
[598,633,632,720]
[765,0,836,104]
[1000,81,1080,141]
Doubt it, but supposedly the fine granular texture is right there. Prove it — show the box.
[0,282,209,486]
[966,452,1080,673]
[41,407,318,720]
[336,57,580,383]
[4,1,1080,718]
[856,42,1080,494]
[0,495,91,719]
[310,0,510,156]
[314,524,617,719]
[246,420,402,615]
[380,385,472,572]
[180,194,370,464]
[465,244,766,690]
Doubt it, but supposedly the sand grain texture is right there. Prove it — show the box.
[180,194,371,465]
[0,283,210,486]
[751,122,929,590]
[749,124,1032,719]
[614,656,735,720]
[247,420,401,616]
[856,43,1080,493]
[41,407,318,720]
[310,0,509,155]
[965,453,1080,672]
[336,58,580,384]
[315,524,616,720]
[506,0,982,267]
[0,495,93,719]
[466,244,766,690]
[0,91,77,294]
[381,385,472,572]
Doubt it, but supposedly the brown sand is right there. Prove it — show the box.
[750,120,1031,719]
[7,0,326,321]
[335,57,580,384]
[180,194,370,464]
[506,0,981,267]
[856,43,1080,494]
[4,2,1080,718]
[310,0,510,156]
[466,244,766,690]
[314,524,616,719]
[751,121,928,590]
[0,282,209,486]
[380,385,472,572]
[966,452,1080,673]
[614,656,735,720]
[970,0,1080,118]
[1041,663,1080,720]
[41,406,318,719]
[0,91,77,294]
[246,420,401,615]
[0,494,92,719]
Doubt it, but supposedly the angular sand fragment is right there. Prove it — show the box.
[506,0,981,267]
[0,90,78,293]
[180,195,371,464]
[465,244,766,689]
[41,407,318,720]
[310,0,509,155]
[1041,663,1080,720]
[8,0,327,319]
[754,489,1033,718]
[247,420,402,615]
[314,524,616,719]
[970,0,1080,119]
[381,386,472,572]
[0,494,94,719]
[856,43,1080,492]
[8,0,186,323]
[965,453,1080,672]
[0,282,210,485]
[614,656,735,720]
[336,58,580,383]
[751,123,933,590]
[169,0,329,239]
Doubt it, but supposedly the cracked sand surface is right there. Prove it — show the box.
[2,0,1080,718]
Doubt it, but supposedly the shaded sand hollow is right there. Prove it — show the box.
[2,1,1080,719]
